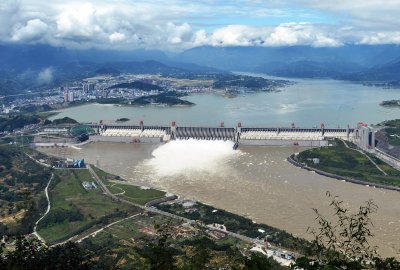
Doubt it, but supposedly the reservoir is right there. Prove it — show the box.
[50,77,400,127]
[46,77,400,257]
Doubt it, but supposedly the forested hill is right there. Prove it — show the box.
[0,145,51,236]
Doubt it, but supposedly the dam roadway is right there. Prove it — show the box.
[87,121,356,147]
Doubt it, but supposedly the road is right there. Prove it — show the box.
[341,139,387,175]
[76,213,141,243]
[32,173,54,243]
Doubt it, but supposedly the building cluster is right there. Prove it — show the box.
[55,158,85,168]
[82,181,98,190]
[1,74,215,114]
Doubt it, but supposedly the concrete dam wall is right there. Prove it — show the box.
[88,122,356,147]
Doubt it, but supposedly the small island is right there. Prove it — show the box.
[212,74,290,95]
[116,118,130,122]
[132,92,194,106]
[380,99,400,107]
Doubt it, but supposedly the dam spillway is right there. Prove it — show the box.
[87,121,365,148]
[174,127,236,141]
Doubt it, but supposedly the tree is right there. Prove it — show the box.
[1,237,93,270]
[141,222,176,270]
[291,192,400,270]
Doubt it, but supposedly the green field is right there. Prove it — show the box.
[92,166,166,205]
[108,183,166,205]
[296,140,400,186]
[37,169,138,244]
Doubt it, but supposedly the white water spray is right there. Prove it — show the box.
[145,139,240,177]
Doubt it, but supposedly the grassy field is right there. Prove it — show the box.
[109,184,166,205]
[98,214,168,240]
[37,168,138,244]
[92,166,166,205]
[296,140,400,186]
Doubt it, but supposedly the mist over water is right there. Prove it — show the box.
[145,139,240,177]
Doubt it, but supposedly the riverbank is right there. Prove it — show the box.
[287,155,400,192]
[289,140,400,191]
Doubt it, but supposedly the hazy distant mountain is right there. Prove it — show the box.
[174,45,400,78]
[345,57,400,81]
[256,60,363,79]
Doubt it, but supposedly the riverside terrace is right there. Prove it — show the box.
[86,122,366,148]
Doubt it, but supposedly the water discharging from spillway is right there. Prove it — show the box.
[144,139,241,177]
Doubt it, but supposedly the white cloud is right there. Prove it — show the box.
[0,0,400,50]
[194,23,342,47]
[295,0,400,31]
[11,18,48,41]
[109,32,126,43]
[265,23,342,47]
[37,67,53,85]
[359,32,400,45]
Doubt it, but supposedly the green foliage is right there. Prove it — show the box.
[243,252,286,270]
[110,183,165,205]
[140,222,177,270]
[385,127,400,146]
[0,114,41,132]
[292,193,400,270]
[308,192,378,264]
[212,74,286,91]
[158,202,309,254]
[52,117,78,125]
[382,119,400,127]
[70,124,95,136]
[0,237,93,270]
[0,145,51,236]
[133,91,193,106]
[296,140,400,186]
[373,257,400,270]
[37,169,136,244]
[39,206,84,228]
[116,118,130,122]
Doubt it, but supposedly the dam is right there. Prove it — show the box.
[87,121,372,148]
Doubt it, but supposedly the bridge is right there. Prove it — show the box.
[86,121,368,148]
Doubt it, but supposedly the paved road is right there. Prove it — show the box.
[32,173,54,243]
[341,139,387,175]
[77,213,141,243]
[52,213,142,247]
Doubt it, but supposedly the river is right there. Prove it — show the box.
[45,77,400,257]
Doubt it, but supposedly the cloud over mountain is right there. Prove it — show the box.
[0,0,399,50]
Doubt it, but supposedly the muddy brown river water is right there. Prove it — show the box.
[40,141,400,257]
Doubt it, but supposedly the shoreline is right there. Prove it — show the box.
[287,155,400,192]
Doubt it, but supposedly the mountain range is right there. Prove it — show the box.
[1,43,400,95]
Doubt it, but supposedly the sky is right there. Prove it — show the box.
[1,0,400,51]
